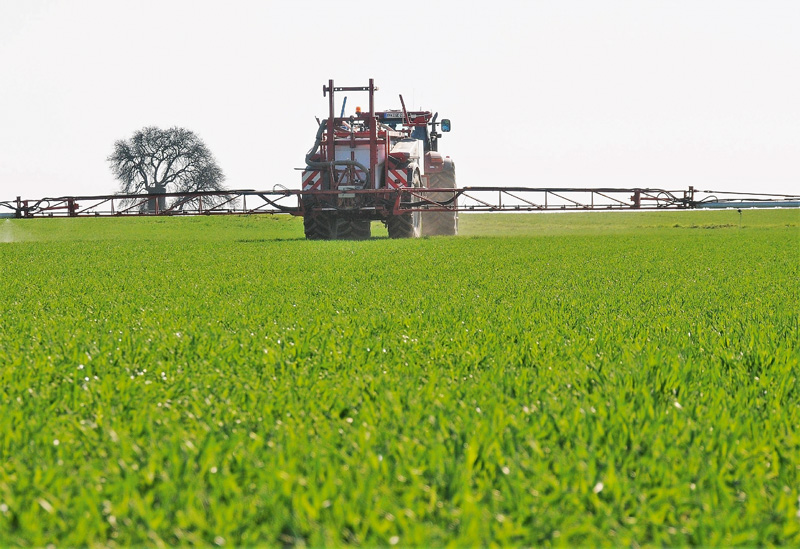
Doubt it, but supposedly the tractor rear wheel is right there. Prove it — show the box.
[387,213,415,238]
[304,213,371,240]
[347,219,372,240]
[304,212,337,240]
[422,167,458,236]
[387,172,422,238]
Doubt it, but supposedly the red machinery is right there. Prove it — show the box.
[300,79,457,239]
[3,79,799,228]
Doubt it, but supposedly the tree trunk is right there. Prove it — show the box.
[146,185,167,213]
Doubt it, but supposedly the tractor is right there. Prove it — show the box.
[300,79,457,239]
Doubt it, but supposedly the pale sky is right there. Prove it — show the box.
[1,0,798,201]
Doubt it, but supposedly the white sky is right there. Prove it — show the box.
[0,0,798,200]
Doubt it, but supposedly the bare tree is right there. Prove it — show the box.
[108,126,232,212]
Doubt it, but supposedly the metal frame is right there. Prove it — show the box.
[322,78,383,189]
[3,186,797,219]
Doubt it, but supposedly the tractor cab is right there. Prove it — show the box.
[373,110,450,152]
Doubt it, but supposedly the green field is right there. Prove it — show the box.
[1,209,799,546]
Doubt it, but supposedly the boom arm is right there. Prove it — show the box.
[4,187,798,219]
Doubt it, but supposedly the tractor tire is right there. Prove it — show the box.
[347,219,372,240]
[422,167,458,237]
[387,171,422,238]
[304,213,371,240]
[304,212,337,240]
[387,213,415,238]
